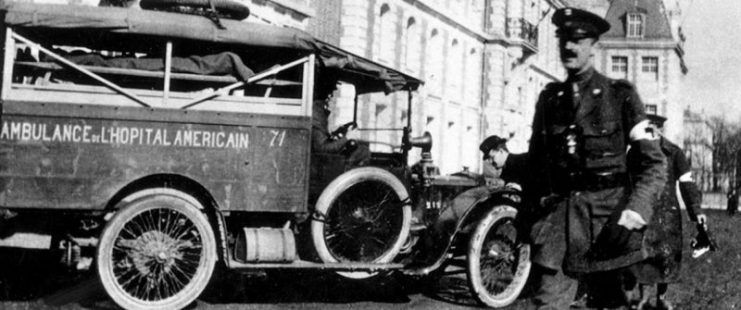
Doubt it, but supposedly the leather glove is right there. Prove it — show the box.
[331,122,357,139]
[588,210,634,260]
[341,139,358,155]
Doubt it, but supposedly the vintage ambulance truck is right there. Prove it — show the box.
[0,2,530,309]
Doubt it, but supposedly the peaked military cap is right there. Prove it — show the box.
[479,135,507,154]
[647,113,667,126]
[553,7,610,39]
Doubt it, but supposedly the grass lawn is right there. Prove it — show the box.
[482,209,741,310]
[664,209,741,310]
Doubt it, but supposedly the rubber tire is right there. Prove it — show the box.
[96,192,217,310]
[467,205,531,308]
[140,0,250,20]
[311,167,412,280]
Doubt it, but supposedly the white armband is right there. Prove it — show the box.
[678,172,694,182]
[629,119,658,141]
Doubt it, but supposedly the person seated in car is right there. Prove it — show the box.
[311,80,370,167]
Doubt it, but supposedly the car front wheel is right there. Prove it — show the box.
[467,205,531,308]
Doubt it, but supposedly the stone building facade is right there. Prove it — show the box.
[597,0,687,143]
[302,0,568,173]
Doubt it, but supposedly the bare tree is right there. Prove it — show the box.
[684,110,715,191]
[709,116,741,191]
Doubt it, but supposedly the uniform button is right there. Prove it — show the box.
[601,129,608,134]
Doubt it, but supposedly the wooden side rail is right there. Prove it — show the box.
[14,61,303,86]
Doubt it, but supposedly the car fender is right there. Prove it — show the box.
[404,185,519,275]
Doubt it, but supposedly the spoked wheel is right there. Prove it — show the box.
[467,205,531,308]
[97,192,217,310]
[312,167,411,279]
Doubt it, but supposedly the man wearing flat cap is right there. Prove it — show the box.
[525,7,666,309]
[479,135,527,190]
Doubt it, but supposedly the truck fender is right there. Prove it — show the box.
[106,187,229,265]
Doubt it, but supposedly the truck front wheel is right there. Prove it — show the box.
[311,167,411,279]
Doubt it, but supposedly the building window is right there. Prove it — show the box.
[378,4,394,63]
[627,13,645,38]
[611,56,628,79]
[404,17,420,73]
[470,0,485,24]
[426,29,444,95]
[452,0,464,16]
[645,104,657,115]
[448,39,462,98]
[464,47,480,106]
[641,56,659,80]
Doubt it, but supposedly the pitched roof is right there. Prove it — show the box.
[602,0,673,39]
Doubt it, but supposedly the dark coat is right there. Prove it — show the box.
[310,99,370,167]
[500,153,528,186]
[526,68,666,273]
[630,137,703,283]
[728,190,739,215]
[311,99,348,153]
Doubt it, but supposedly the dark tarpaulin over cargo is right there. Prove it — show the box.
[1,2,422,93]
[315,42,419,94]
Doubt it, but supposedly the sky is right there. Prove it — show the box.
[680,0,741,122]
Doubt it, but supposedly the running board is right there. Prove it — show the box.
[227,258,403,271]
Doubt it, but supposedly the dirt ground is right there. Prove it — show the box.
[0,210,739,310]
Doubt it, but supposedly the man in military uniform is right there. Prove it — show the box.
[628,114,706,310]
[525,8,666,309]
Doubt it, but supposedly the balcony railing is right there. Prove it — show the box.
[506,18,538,53]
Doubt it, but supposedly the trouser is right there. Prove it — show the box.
[530,264,578,310]
[728,197,738,215]
[346,141,371,167]
[531,265,632,310]
[584,269,633,309]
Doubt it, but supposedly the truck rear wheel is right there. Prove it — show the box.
[96,192,217,310]
[311,167,411,279]
[467,205,530,308]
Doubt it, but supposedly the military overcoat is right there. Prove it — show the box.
[630,137,701,283]
[526,68,666,273]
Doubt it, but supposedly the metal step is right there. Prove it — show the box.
[227,258,404,271]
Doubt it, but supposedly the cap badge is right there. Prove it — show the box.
[565,8,572,16]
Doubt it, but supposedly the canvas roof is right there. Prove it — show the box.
[1,2,422,93]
